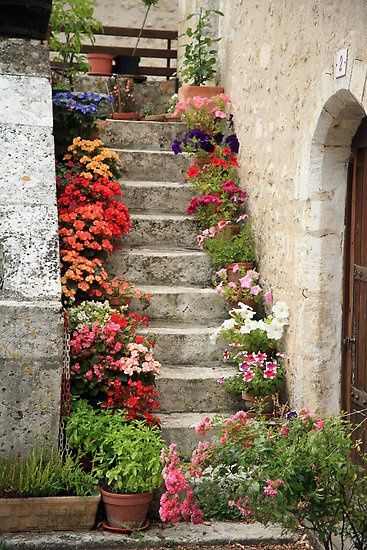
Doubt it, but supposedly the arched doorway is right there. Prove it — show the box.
[343,116,367,454]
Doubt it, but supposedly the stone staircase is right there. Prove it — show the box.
[103,120,242,455]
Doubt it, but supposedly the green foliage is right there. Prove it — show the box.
[141,0,159,6]
[204,223,256,267]
[49,0,102,85]
[66,401,166,494]
[192,412,367,550]
[0,445,96,498]
[181,8,224,86]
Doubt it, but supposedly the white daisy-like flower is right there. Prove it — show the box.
[230,302,256,320]
[222,318,237,330]
[265,318,285,340]
[271,301,289,321]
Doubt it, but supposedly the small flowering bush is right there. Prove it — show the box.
[60,250,111,302]
[160,409,367,550]
[174,95,231,135]
[214,267,272,306]
[105,275,151,306]
[68,300,118,332]
[53,91,113,144]
[63,137,121,180]
[200,220,256,268]
[109,76,138,113]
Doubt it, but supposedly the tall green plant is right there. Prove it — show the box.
[181,8,223,86]
[49,0,102,86]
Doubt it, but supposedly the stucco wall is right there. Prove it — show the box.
[178,0,367,413]
[217,0,367,413]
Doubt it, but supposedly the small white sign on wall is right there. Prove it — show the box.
[335,48,348,78]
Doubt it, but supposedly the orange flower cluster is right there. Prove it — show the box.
[60,250,110,301]
[57,137,131,303]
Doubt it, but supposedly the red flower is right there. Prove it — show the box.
[187,165,200,179]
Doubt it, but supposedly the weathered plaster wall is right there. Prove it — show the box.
[178,0,367,413]
[0,39,63,454]
[216,0,367,413]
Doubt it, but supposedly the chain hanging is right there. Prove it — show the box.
[58,308,71,456]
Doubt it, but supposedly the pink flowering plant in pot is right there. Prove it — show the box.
[160,409,367,550]
[214,267,273,307]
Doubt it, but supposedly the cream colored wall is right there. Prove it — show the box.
[179,0,367,413]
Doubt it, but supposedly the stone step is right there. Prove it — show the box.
[121,180,193,215]
[142,325,224,365]
[101,120,186,151]
[106,248,214,287]
[135,285,226,324]
[117,149,190,182]
[122,213,199,250]
[157,365,242,413]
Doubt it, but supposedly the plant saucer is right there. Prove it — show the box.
[102,518,150,533]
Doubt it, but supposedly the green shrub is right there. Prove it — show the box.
[203,222,256,267]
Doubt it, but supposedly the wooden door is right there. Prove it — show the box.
[343,117,367,456]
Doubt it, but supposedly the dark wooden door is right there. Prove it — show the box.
[343,118,367,455]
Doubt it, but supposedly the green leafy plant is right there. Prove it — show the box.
[49,0,102,86]
[0,445,96,498]
[203,222,256,268]
[66,401,166,494]
[180,8,224,86]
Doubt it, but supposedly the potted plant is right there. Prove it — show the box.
[0,0,52,40]
[211,301,289,412]
[66,404,166,529]
[179,7,224,100]
[215,267,272,309]
[49,0,105,87]
[105,276,151,308]
[114,0,160,75]
[109,76,140,120]
[0,445,99,533]
[197,219,256,269]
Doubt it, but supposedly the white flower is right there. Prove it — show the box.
[271,301,289,321]
[230,302,256,320]
[265,319,285,340]
[222,318,237,330]
[239,319,258,334]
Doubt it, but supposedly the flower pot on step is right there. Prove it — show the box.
[178,85,225,101]
[114,55,141,75]
[228,298,257,310]
[110,112,140,120]
[88,54,113,76]
[100,487,152,528]
[242,392,274,414]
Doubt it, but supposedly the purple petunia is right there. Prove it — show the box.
[172,139,182,154]
[225,134,240,154]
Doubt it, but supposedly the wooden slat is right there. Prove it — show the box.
[80,45,177,59]
[95,26,178,40]
[138,66,176,77]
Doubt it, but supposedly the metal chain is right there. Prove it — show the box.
[58,308,71,456]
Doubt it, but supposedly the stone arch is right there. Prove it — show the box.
[291,89,365,414]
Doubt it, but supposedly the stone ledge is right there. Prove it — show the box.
[1,520,296,549]
[0,39,51,78]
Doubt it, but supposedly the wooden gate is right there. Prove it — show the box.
[343,117,367,455]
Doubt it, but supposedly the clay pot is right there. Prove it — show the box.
[165,113,181,122]
[110,112,140,120]
[114,55,140,75]
[88,54,113,76]
[109,296,132,307]
[100,488,152,528]
[178,85,225,101]
[228,298,257,310]
[196,155,211,169]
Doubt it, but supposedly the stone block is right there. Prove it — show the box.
[101,120,185,151]
[0,124,56,205]
[119,149,190,182]
[0,74,52,127]
[0,39,50,78]
[0,204,61,300]
[123,213,199,249]
[122,180,193,214]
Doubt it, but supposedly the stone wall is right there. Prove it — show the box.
[178,0,367,413]
[0,39,63,454]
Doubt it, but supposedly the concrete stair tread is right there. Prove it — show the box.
[131,212,191,221]
[138,284,217,294]
[118,247,205,257]
[142,325,218,334]
[122,180,190,188]
[160,411,233,427]
[117,147,188,156]
[159,365,237,379]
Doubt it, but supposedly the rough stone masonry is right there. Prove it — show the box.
[0,38,63,455]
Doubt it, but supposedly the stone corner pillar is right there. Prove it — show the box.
[0,38,63,455]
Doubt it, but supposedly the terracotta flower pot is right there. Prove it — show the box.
[101,487,152,528]
[110,112,140,120]
[242,392,274,414]
[88,54,113,76]
[109,296,132,307]
[178,85,225,101]
[228,298,257,310]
